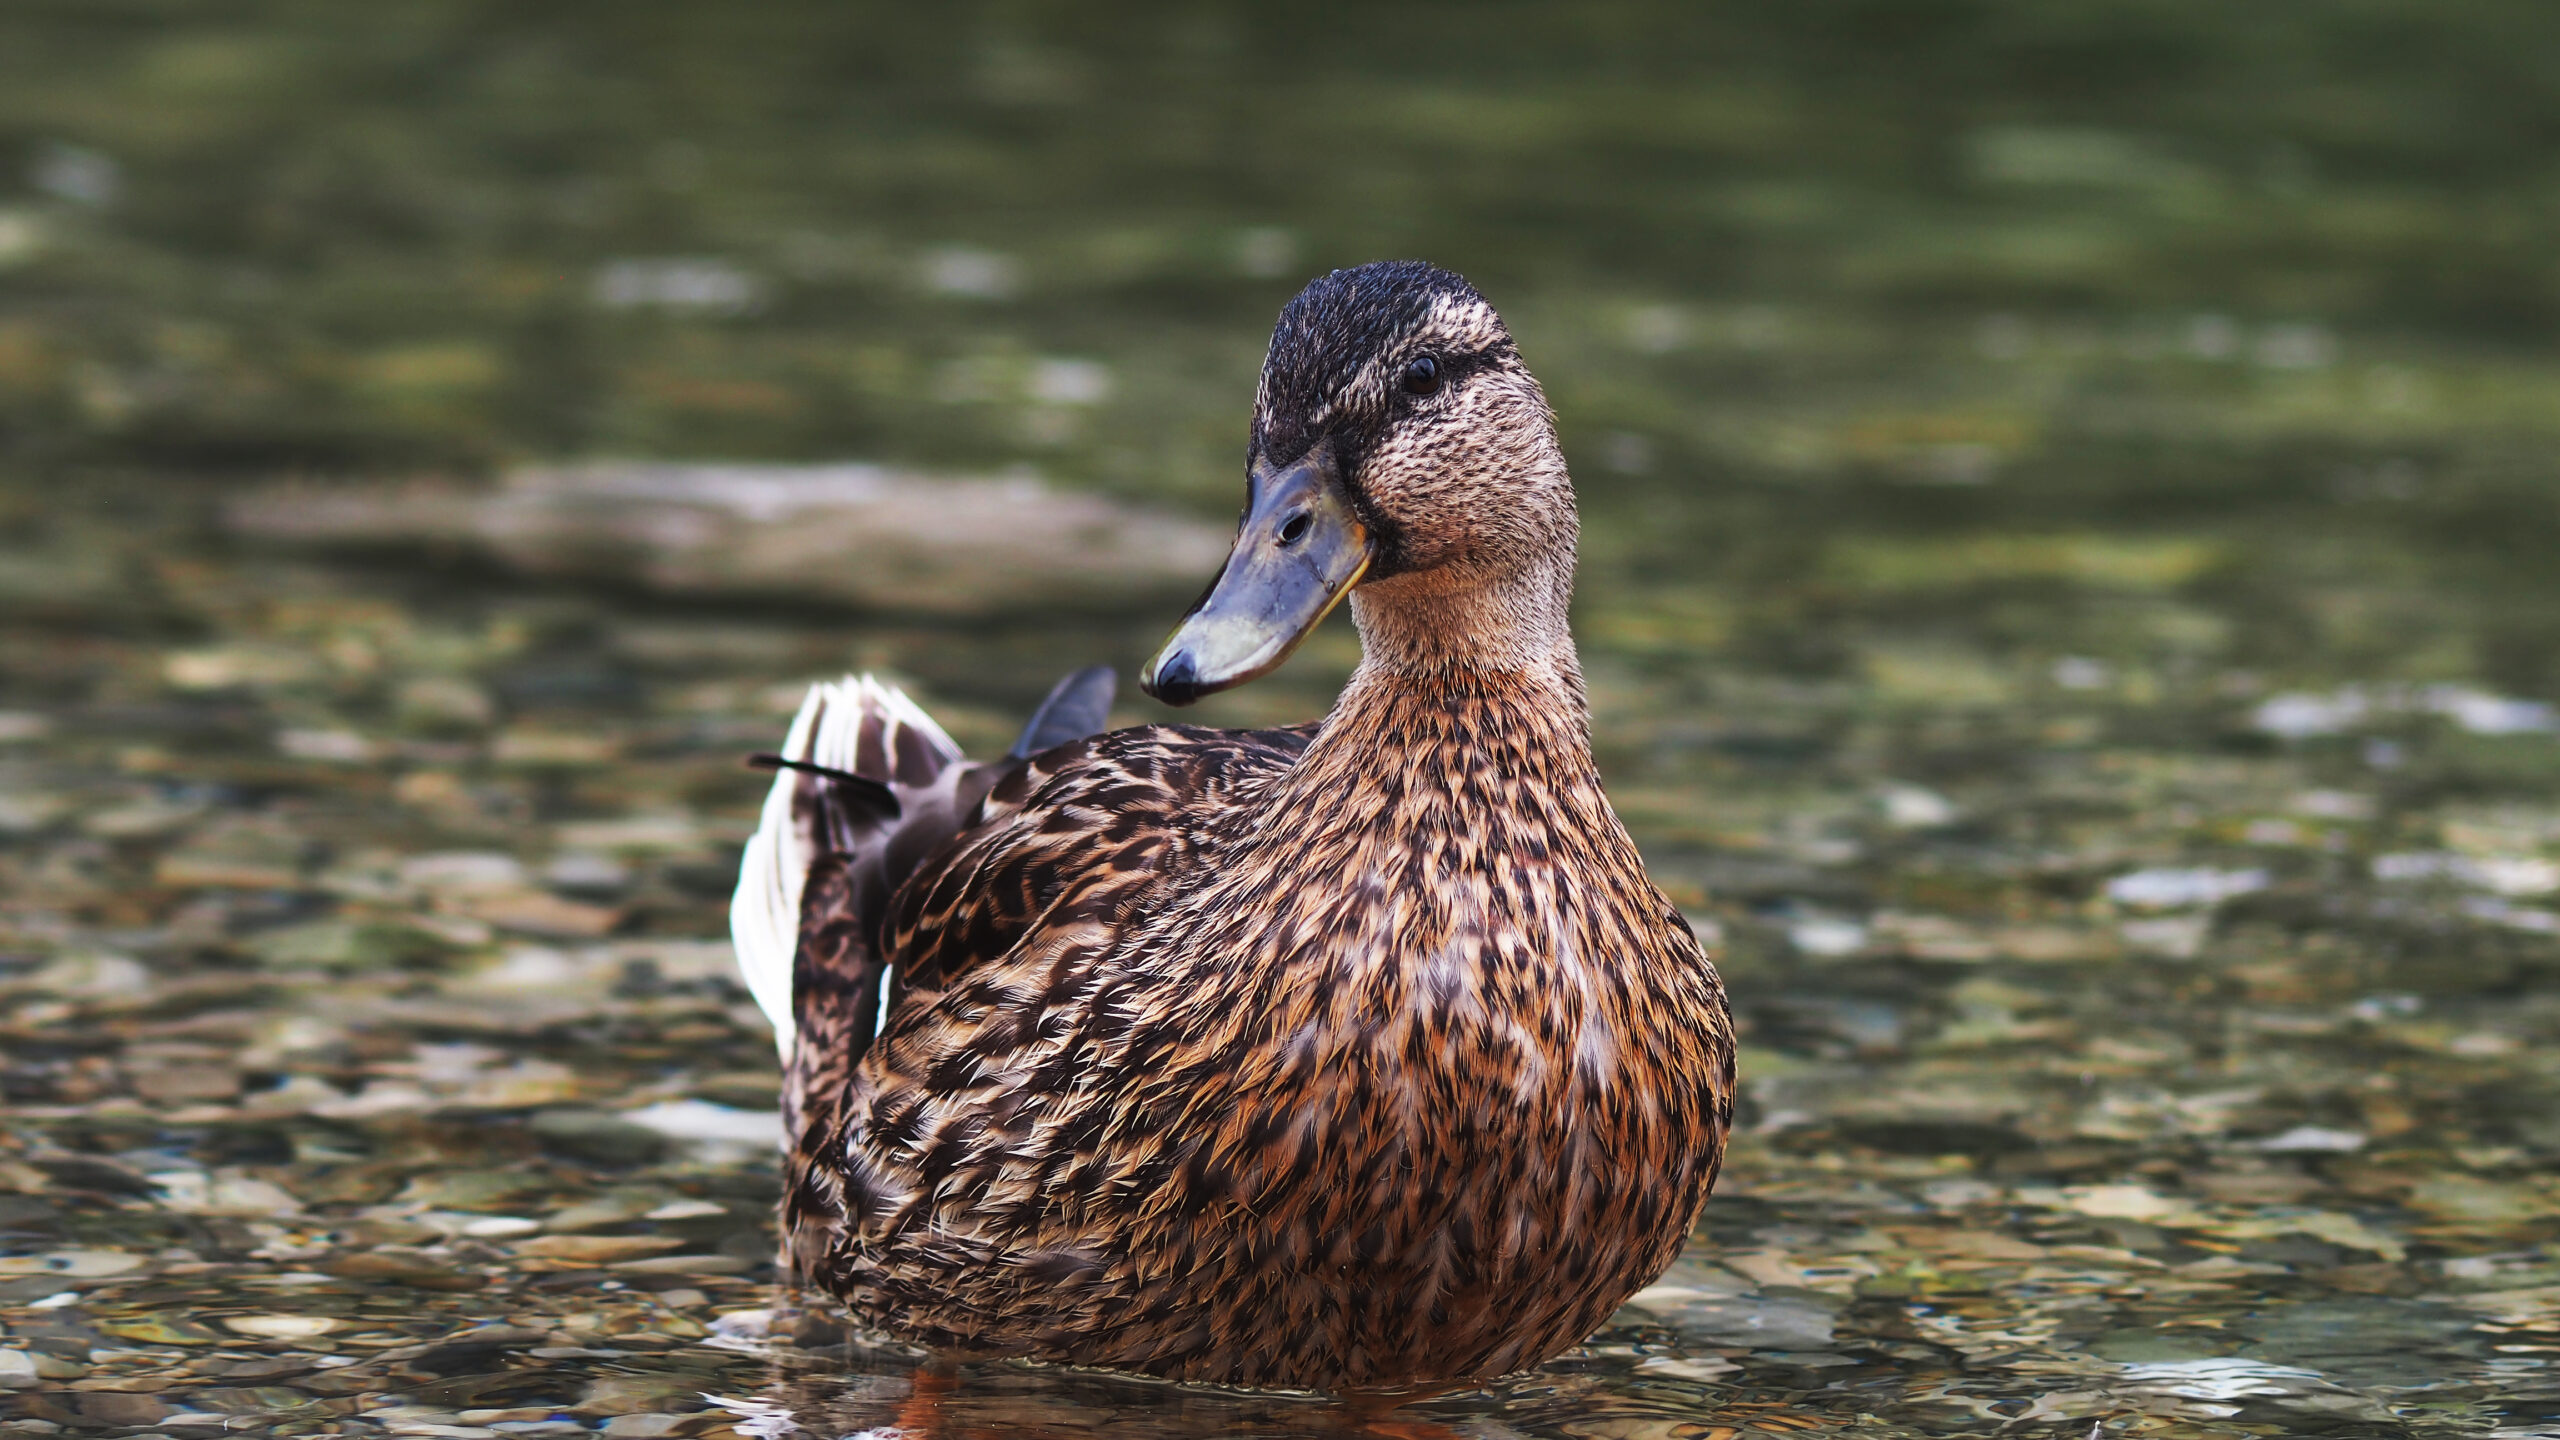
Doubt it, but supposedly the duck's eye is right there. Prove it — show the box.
[1400,355,1440,396]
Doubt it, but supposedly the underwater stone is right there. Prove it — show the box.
[529,1109,670,1166]
[226,465,1229,616]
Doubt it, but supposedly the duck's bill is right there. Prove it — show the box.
[1140,450,1372,706]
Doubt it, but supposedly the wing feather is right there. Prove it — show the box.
[881,722,1318,999]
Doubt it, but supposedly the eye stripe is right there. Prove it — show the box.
[1396,346,1499,396]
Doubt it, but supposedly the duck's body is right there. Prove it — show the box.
[735,262,1734,1393]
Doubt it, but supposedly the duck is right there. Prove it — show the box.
[730,260,1735,1394]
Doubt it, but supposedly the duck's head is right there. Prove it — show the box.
[1143,261,1573,705]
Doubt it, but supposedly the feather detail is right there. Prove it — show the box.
[731,686,822,1060]
[729,675,961,1062]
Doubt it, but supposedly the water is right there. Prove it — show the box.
[5,3,2560,1436]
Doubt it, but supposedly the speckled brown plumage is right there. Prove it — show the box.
[741,261,1735,1393]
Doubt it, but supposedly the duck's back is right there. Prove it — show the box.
[757,673,1732,1391]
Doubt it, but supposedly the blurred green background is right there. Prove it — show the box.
[6,1,2560,699]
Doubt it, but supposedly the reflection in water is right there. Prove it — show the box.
[3,2,2560,1436]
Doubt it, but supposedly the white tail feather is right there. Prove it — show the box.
[729,674,961,1063]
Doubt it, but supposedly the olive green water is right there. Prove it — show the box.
[6,3,2560,1436]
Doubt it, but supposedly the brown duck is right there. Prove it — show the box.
[732,260,1735,1393]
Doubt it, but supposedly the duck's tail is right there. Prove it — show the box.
[731,675,964,1067]
[730,665,1118,1068]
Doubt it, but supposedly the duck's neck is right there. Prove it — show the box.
[1301,552,1593,777]
[1345,551,1583,700]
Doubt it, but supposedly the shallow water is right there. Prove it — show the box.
[6,4,2560,1437]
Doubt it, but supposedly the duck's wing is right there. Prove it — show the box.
[880,719,1319,999]
[744,681,1312,1279]
[733,668,1150,1081]
[1008,665,1117,760]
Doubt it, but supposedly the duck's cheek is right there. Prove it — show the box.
[1364,523,1462,579]
[1367,473,1519,578]
[1348,473,1473,575]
